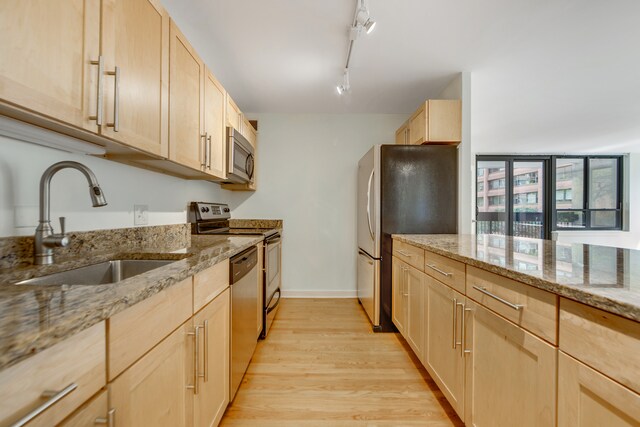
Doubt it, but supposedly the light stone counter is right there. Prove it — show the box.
[393,234,640,322]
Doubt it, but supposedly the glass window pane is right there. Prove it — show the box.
[513,161,544,239]
[555,158,584,209]
[589,158,618,209]
[557,210,586,228]
[477,160,507,235]
[591,211,617,228]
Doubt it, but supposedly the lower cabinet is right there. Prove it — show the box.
[110,321,194,427]
[392,256,425,358]
[558,351,640,427]
[424,275,465,419]
[59,390,110,427]
[464,300,556,427]
[193,288,231,427]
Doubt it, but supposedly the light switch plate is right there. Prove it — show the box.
[134,204,148,225]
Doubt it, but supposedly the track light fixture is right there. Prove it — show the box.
[336,69,350,95]
[336,0,376,95]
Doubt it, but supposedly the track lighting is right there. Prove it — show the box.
[337,69,350,95]
[336,0,376,95]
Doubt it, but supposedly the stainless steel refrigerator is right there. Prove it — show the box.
[357,144,457,331]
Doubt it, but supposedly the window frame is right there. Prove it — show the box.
[475,154,625,238]
[551,155,623,231]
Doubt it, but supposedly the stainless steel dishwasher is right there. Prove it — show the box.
[230,246,259,400]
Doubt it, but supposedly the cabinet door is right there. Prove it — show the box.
[193,288,231,427]
[101,0,169,156]
[226,95,241,130]
[405,266,425,359]
[558,351,640,427]
[168,20,204,170]
[110,321,193,427]
[242,116,256,147]
[59,389,109,427]
[424,276,465,419]
[204,69,226,179]
[391,257,406,335]
[395,126,406,145]
[0,0,100,132]
[409,104,426,145]
[464,300,556,427]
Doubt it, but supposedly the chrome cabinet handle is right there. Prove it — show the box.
[452,298,457,349]
[426,263,452,277]
[462,306,472,355]
[89,56,104,126]
[207,135,212,170]
[106,66,120,131]
[402,266,409,297]
[201,133,208,169]
[396,250,412,257]
[11,383,77,427]
[472,286,523,311]
[95,408,116,426]
[186,325,201,394]
[203,320,209,382]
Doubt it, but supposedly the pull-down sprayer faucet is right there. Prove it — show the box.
[34,161,107,265]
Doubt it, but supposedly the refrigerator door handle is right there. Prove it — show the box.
[366,169,375,240]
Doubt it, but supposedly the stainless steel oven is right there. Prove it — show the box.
[262,233,281,338]
[224,127,254,184]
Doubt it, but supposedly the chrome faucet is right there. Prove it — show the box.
[34,161,107,265]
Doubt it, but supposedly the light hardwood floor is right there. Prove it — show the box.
[221,298,463,426]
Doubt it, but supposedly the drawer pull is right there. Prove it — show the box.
[95,408,116,426]
[396,250,412,257]
[426,263,452,277]
[11,383,77,427]
[473,286,523,311]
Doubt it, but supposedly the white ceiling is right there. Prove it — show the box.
[162,0,640,115]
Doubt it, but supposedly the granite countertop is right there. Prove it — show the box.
[393,234,640,322]
[0,232,265,371]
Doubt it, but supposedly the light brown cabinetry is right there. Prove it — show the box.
[204,70,227,179]
[59,390,110,427]
[0,0,100,132]
[193,288,231,427]
[226,95,242,131]
[0,321,106,427]
[194,259,230,313]
[395,121,409,145]
[424,275,465,419]
[169,20,205,171]
[392,257,425,358]
[558,352,640,427]
[242,116,257,148]
[110,320,194,427]
[408,100,461,144]
[424,250,466,294]
[101,0,169,156]
[464,300,557,427]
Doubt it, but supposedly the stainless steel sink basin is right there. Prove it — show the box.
[16,259,176,286]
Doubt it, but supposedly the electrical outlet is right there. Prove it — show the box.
[134,204,148,226]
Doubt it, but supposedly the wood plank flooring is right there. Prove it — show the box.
[221,298,463,426]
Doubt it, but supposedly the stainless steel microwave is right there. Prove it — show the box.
[224,127,254,184]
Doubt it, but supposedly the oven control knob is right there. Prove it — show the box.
[224,208,230,213]
[201,207,206,213]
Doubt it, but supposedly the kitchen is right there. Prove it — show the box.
[0,0,639,426]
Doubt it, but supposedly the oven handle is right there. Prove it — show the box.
[266,288,281,314]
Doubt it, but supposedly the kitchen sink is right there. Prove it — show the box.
[15,259,176,286]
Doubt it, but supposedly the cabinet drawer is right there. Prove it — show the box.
[0,322,106,427]
[424,250,465,294]
[393,240,424,271]
[108,278,192,380]
[59,389,108,427]
[466,266,558,344]
[560,298,640,394]
[194,259,229,313]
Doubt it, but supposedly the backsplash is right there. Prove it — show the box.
[0,224,190,270]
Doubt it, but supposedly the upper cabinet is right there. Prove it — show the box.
[226,95,242,131]
[204,70,227,179]
[398,99,461,145]
[101,0,169,157]
[0,0,101,132]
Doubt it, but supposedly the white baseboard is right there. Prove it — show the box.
[281,289,358,298]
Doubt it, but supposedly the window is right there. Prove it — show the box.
[554,156,622,230]
[476,155,624,238]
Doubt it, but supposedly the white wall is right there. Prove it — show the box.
[0,136,229,236]
[227,114,407,297]
[467,1,640,249]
